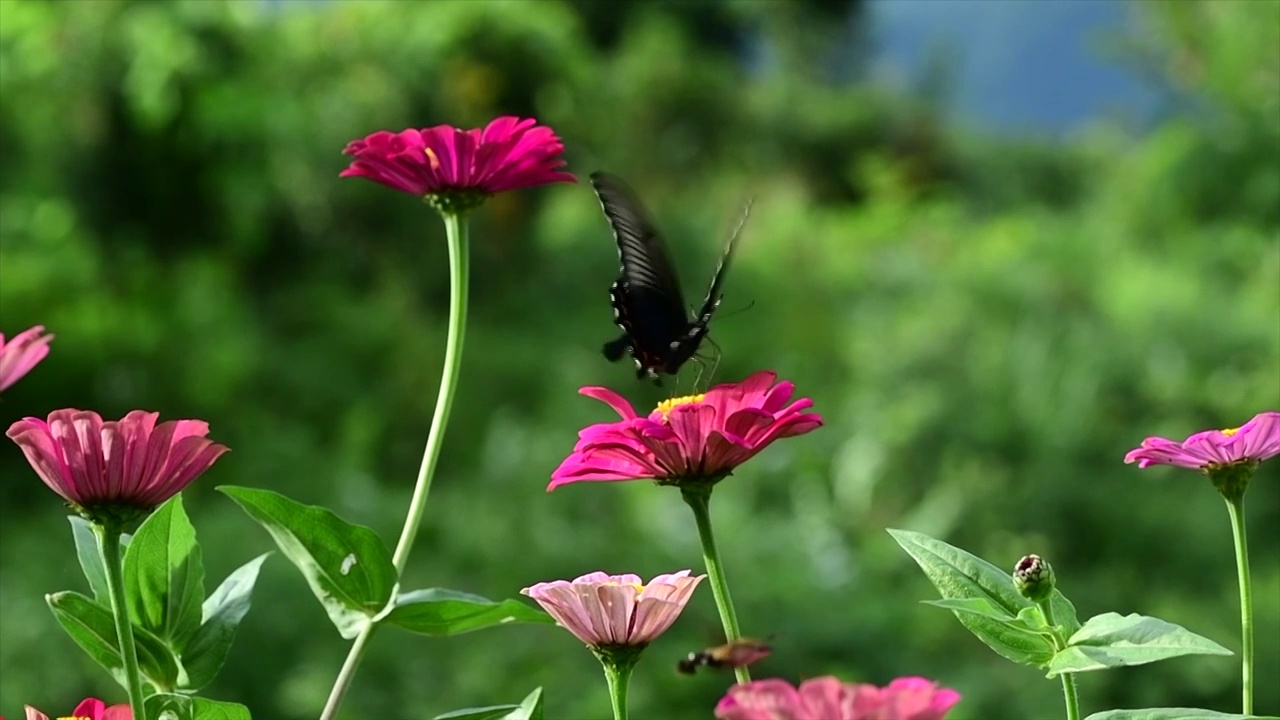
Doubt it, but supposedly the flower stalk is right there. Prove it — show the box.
[391,210,470,573]
[1224,494,1254,714]
[96,521,148,720]
[1038,596,1079,720]
[681,484,750,684]
[594,645,642,720]
[321,211,470,720]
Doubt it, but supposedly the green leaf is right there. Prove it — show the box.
[888,528,1062,667]
[384,589,555,636]
[433,705,522,720]
[1047,612,1233,676]
[70,516,111,603]
[433,688,545,720]
[182,553,270,691]
[146,693,253,720]
[219,486,397,639]
[923,598,1053,636]
[503,688,544,720]
[923,597,1016,621]
[124,495,205,653]
[1085,709,1277,720]
[47,590,183,692]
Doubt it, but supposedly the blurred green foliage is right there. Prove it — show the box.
[1,1,1277,718]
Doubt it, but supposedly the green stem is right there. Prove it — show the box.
[97,523,148,720]
[1225,495,1254,714]
[1039,598,1080,720]
[318,624,379,720]
[681,486,750,684]
[602,658,632,720]
[320,211,470,720]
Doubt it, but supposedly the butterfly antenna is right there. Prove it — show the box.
[705,337,722,386]
[715,298,756,320]
[696,198,754,319]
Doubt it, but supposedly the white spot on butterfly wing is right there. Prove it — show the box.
[340,554,357,575]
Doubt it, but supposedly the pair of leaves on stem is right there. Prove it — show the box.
[218,486,554,640]
[887,530,1274,720]
[52,497,259,719]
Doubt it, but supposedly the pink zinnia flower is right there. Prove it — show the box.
[0,325,54,392]
[340,116,575,208]
[1124,411,1280,470]
[6,409,229,516]
[23,698,132,720]
[520,570,704,647]
[549,370,822,491]
[715,676,961,720]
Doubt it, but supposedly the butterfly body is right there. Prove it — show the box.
[590,172,750,383]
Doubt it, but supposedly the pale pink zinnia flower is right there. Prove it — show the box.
[715,676,961,720]
[1124,411,1280,471]
[340,116,575,206]
[6,409,229,516]
[0,325,54,392]
[24,697,132,720]
[520,570,704,647]
[549,370,822,491]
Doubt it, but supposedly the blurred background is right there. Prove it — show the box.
[1,0,1277,718]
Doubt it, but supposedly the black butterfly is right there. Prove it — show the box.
[590,171,752,384]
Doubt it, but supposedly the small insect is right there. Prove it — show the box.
[676,637,773,675]
[590,171,752,385]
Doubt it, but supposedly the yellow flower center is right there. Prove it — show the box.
[603,580,645,592]
[424,146,441,170]
[58,716,91,720]
[1221,427,1240,437]
[655,394,705,419]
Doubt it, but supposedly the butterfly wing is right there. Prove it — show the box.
[590,172,692,370]
[665,198,753,370]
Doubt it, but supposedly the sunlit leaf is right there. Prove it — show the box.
[124,495,205,652]
[182,553,270,691]
[385,589,554,636]
[219,486,396,639]
[1047,612,1232,676]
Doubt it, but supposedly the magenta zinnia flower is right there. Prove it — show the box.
[1124,411,1280,499]
[0,325,54,392]
[340,116,575,211]
[715,676,961,720]
[23,698,132,720]
[1124,411,1280,470]
[521,570,704,647]
[7,409,228,518]
[549,370,822,491]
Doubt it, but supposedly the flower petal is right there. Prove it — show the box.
[1230,411,1280,462]
[580,386,639,420]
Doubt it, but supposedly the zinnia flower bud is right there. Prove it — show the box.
[1013,554,1055,603]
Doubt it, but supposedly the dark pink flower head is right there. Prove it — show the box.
[549,371,822,491]
[1124,411,1280,470]
[715,676,960,720]
[1124,412,1280,499]
[0,325,54,392]
[6,409,229,520]
[520,570,704,647]
[340,116,575,212]
[24,698,132,720]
